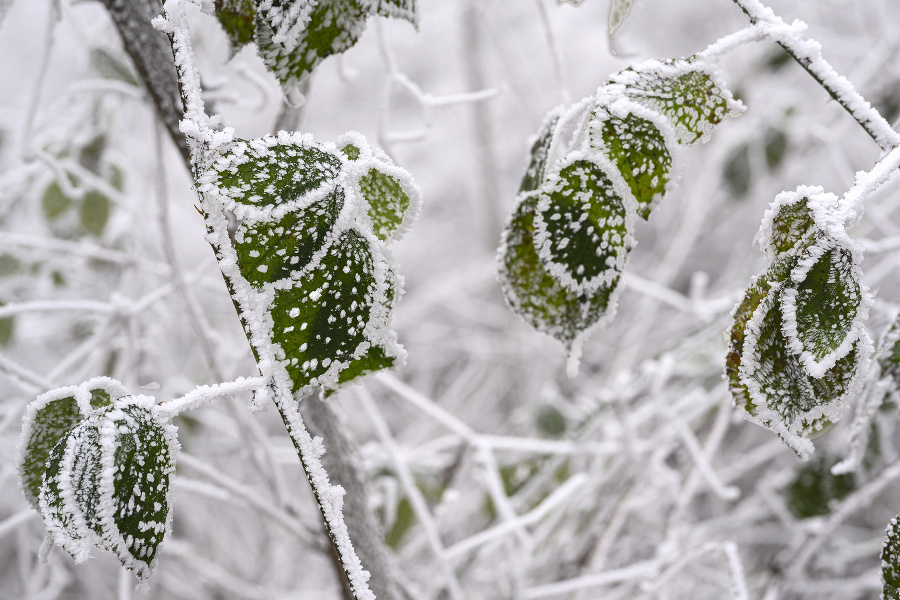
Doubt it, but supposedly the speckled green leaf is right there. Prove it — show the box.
[270,229,380,394]
[769,196,815,256]
[535,159,630,294]
[213,139,342,208]
[884,515,900,600]
[499,193,619,351]
[235,186,345,286]
[619,60,742,145]
[591,110,673,220]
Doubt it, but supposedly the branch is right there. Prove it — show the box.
[730,0,900,151]
[98,0,191,167]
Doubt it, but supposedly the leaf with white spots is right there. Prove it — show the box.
[499,193,620,355]
[883,515,900,600]
[270,229,397,396]
[589,106,675,220]
[611,58,744,145]
[36,394,177,583]
[533,156,632,295]
[759,193,816,259]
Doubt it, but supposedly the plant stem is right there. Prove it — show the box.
[729,0,900,151]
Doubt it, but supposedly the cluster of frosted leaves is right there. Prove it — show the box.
[17,378,178,583]
[498,57,740,371]
[199,131,421,398]
[884,516,900,600]
[727,187,871,457]
[214,0,417,95]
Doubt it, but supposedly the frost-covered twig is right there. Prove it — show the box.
[730,0,900,151]
[156,377,266,417]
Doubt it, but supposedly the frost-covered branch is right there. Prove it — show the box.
[730,0,900,151]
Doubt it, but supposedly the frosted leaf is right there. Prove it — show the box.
[763,195,816,258]
[725,259,791,415]
[368,0,418,25]
[533,156,632,295]
[499,192,620,353]
[19,378,126,509]
[357,167,413,241]
[782,243,863,375]
[608,0,632,34]
[519,108,562,194]
[612,58,744,145]
[210,136,342,215]
[884,515,900,600]
[738,286,863,457]
[589,107,674,220]
[236,186,345,286]
[270,229,397,396]
[214,0,257,52]
[255,0,315,53]
[256,0,370,94]
[341,143,362,161]
[36,395,177,582]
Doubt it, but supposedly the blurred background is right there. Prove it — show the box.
[2,0,900,598]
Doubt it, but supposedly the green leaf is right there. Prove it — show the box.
[723,144,751,199]
[520,111,560,194]
[763,127,788,170]
[269,229,388,395]
[608,0,633,34]
[739,286,861,456]
[534,158,631,294]
[784,244,862,372]
[42,181,72,221]
[358,167,412,241]
[257,0,369,92]
[215,0,258,51]
[498,193,619,351]
[884,515,900,600]
[211,137,343,209]
[877,314,900,397]
[235,186,345,286]
[616,59,743,145]
[785,453,855,519]
[590,109,673,220]
[79,191,110,237]
[341,143,362,161]
[102,401,175,579]
[19,390,84,509]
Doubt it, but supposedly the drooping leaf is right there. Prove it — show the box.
[19,389,83,508]
[37,397,177,581]
[590,109,673,219]
[100,401,176,580]
[520,110,561,194]
[608,0,633,34]
[269,229,387,395]
[499,193,619,351]
[739,287,861,455]
[534,158,631,294]
[215,0,258,51]
[884,515,900,600]
[615,59,743,145]
[357,167,412,241]
[235,186,345,286]
[784,244,862,372]
[257,0,369,93]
